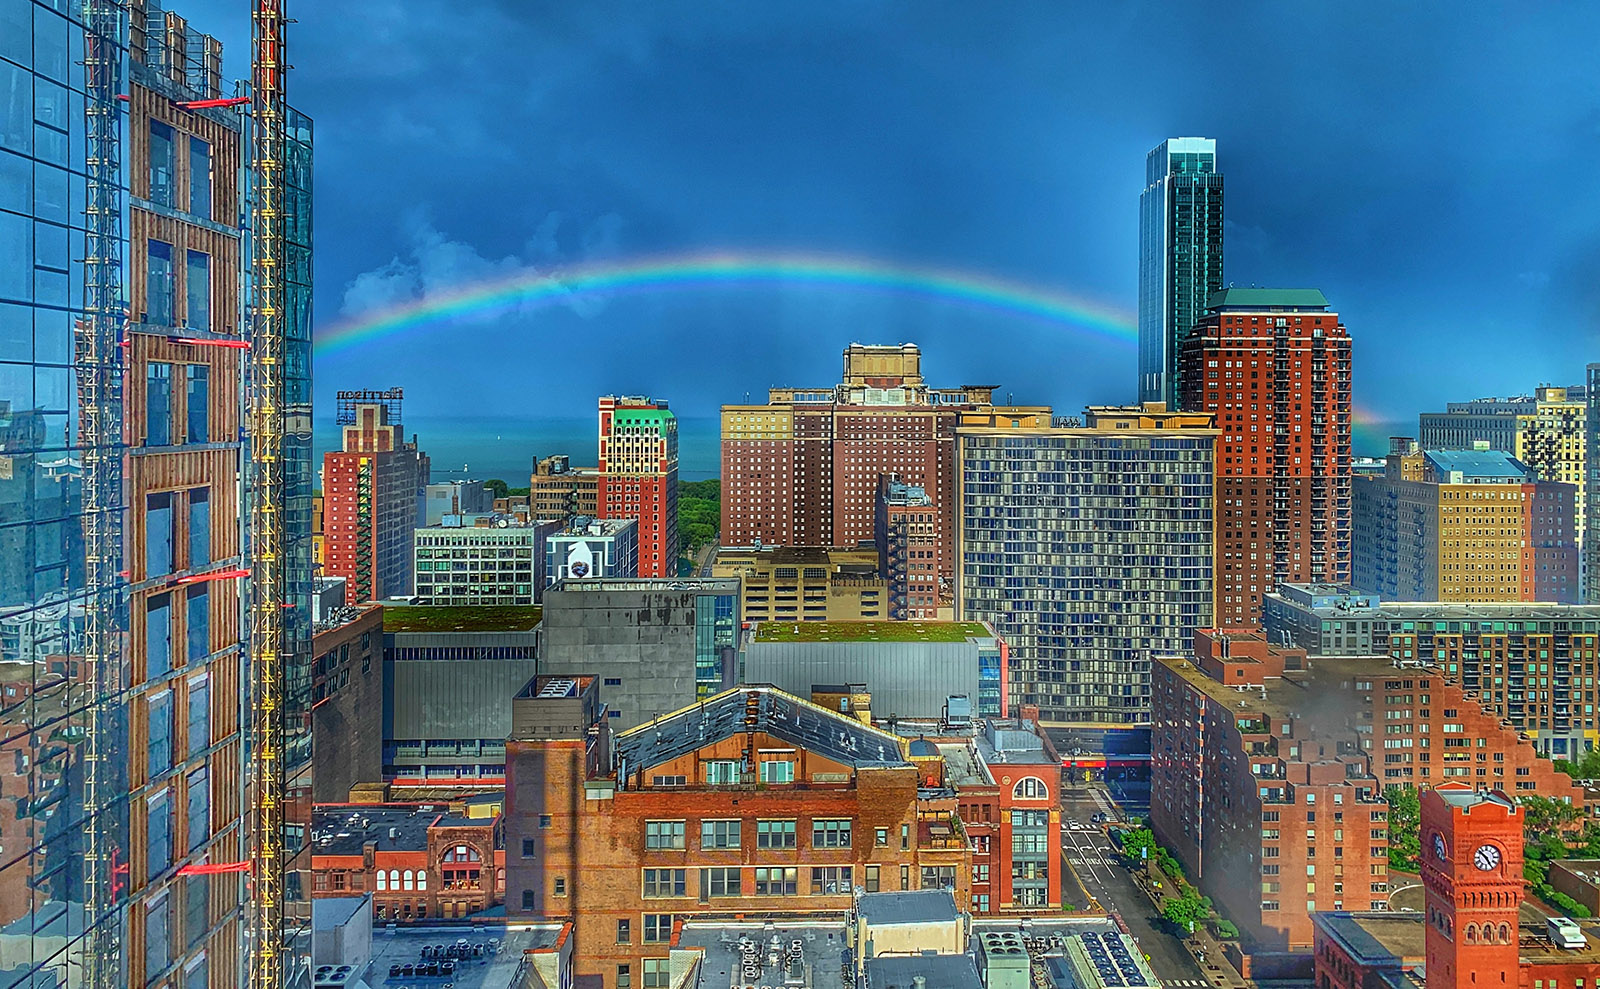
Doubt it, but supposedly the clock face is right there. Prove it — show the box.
[1433,833,1448,861]
[1474,845,1502,871]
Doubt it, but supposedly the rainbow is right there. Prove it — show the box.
[313,250,1137,356]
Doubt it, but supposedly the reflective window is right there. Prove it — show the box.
[149,120,175,207]
[148,787,173,879]
[186,363,208,443]
[187,675,210,758]
[149,688,174,778]
[0,60,30,153]
[186,585,208,664]
[147,593,172,680]
[189,137,212,219]
[146,491,173,575]
[0,211,31,299]
[185,873,209,948]
[185,250,208,330]
[145,891,171,981]
[188,486,209,567]
[187,766,209,851]
[147,240,174,325]
[146,360,172,444]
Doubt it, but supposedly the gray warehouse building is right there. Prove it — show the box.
[742,621,1007,720]
[537,578,741,730]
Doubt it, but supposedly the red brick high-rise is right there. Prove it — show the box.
[1181,289,1352,627]
[721,343,1048,586]
[322,391,429,603]
[597,396,678,577]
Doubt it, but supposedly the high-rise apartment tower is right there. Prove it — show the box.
[597,396,678,577]
[1138,137,1224,407]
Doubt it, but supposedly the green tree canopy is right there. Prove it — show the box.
[1387,785,1421,873]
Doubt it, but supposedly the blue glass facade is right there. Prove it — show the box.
[694,591,737,697]
[1138,137,1224,407]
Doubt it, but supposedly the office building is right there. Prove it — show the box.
[1418,385,1586,453]
[322,390,429,603]
[1515,387,1588,551]
[423,479,492,526]
[1180,288,1353,627]
[1264,584,1600,757]
[743,621,1008,720]
[597,396,678,578]
[1314,786,1600,989]
[530,454,599,521]
[1150,631,1389,951]
[311,599,383,801]
[955,404,1217,725]
[0,2,312,982]
[544,517,638,586]
[721,342,1050,581]
[876,473,944,619]
[1138,137,1224,406]
[1590,365,1600,603]
[1351,445,1579,603]
[505,681,972,988]
[537,578,739,725]
[711,544,887,621]
[413,516,561,606]
[310,804,504,922]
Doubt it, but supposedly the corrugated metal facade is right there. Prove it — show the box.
[742,639,991,720]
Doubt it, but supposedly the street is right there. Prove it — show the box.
[1060,788,1210,987]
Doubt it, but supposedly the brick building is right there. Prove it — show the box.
[597,396,678,578]
[505,679,972,989]
[1352,445,1579,604]
[310,804,504,922]
[1314,786,1600,989]
[531,454,599,521]
[1180,288,1353,628]
[720,342,1048,580]
[1264,586,1600,758]
[710,545,888,621]
[322,394,429,603]
[310,602,383,801]
[876,473,944,619]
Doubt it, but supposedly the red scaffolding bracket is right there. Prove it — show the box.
[171,336,251,349]
[174,97,251,110]
[176,568,251,586]
[178,861,254,875]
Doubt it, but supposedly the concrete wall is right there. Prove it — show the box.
[312,607,385,801]
[743,640,982,720]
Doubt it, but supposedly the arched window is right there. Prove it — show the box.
[1464,924,1478,944]
[1012,777,1049,800]
[417,870,427,891]
[443,844,482,863]
[403,869,415,891]
[389,869,400,891]
[1499,924,1511,944]
[376,871,387,891]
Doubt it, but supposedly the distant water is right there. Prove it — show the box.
[313,415,722,484]
[313,414,1410,485]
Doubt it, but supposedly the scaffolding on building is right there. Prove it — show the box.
[78,3,126,987]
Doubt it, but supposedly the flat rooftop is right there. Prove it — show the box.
[382,605,542,633]
[550,577,739,593]
[935,742,992,787]
[753,621,990,643]
[677,921,848,989]
[1267,592,1600,621]
[364,922,568,989]
[857,889,959,926]
[1318,910,1600,967]
[313,804,481,858]
[864,954,980,989]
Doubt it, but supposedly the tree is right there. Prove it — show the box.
[1555,749,1600,780]
[1521,795,1581,838]
[1162,887,1206,929]
[1215,920,1240,940]
[1122,827,1156,863]
[1387,786,1421,873]
[484,478,510,500]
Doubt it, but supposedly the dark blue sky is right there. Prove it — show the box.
[210,2,1599,425]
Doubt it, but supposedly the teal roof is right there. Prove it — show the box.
[1206,288,1329,310]
[1424,449,1535,480]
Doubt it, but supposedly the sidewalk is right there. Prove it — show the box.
[1131,863,1250,989]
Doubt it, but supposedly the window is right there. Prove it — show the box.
[643,958,669,988]
[974,864,990,884]
[148,787,173,878]
[643,914,673,943]
[186,586,209,664]
[149,121,175,207]
[148,240,175,326]
[520,889,533,909]
[757,820,796,848]
[922,866,957,890]
[759,759,794,783]
[812,819,851,848]
[147,491,175,576]
[553,877,566,896]
[865,865,880,892]
[1013,776,1049,799]
[701,867,741,897]
[185,873,209,948]
[616,918,630,944]
[189,136,212,219]
[522,838,535,858]
[148,689,174,778]
[539,814,552,829]
[974,894,990,913]
[705,760,739,784]
[876,827,889,846]
[642,869,685,898]
[186,675,209,759]
[183,954,208,989]
[811,866,852,894]
[754,867,798,895]
[147,593,173,681]
[617,965,631,989]
[186,251,209,330]
[146,892,172,980]
[701,819,740,849]
[378,872,388,891]
[644,820,685,849]
[186,365,208,443]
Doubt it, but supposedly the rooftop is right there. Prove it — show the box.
[752,621,990,643]
[935,742,993,787]
[1205,287,1330,310]
[550,577,739,594]
[1267,590,1600,621]
[864,954,982,989]
[364,923,570,989]
[1424,448,1536,481]
[676,921,848,989]
[856,889,960,927]
[1314,912,1426,965]
[382,605,542,633]
[616,685,911,778]
[312,804,485,858]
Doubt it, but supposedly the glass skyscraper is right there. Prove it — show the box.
[1138,137,1224,407]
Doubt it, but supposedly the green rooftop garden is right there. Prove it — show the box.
[382,605,542,633]
[752,621,988,643]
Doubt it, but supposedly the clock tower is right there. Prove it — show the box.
[1421,784,1524,989]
